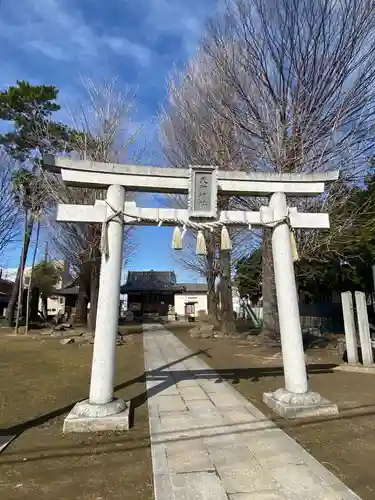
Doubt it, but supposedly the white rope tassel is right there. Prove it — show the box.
[196,230,207,255]
[172,226,183,250]
[220,225,232,250]
[290,229,299,262]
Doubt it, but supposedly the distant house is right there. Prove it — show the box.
[0,277,14,317]
[52,279,79,309]
[0,260,73,319]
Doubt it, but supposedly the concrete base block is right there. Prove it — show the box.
[334,363,375,374]
[63,400,131,433]
[263,392,338,419]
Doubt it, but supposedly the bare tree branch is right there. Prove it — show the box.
[42,77,141,271]
[0,150,19,257]
[160,0,375,336]
[160,52,255,279]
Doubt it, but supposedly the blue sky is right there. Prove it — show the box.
[0,0,219,282]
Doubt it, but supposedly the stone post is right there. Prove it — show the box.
[341,291,358,364]
[262,192,338,418]
[63,184,130,432]
[355,291,374,366]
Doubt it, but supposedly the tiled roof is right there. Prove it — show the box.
[54,286,80,296]
[120,282,208,294]
[53,271,208,296]
[121,270,178,293]
[52,276,79,296]
[177,283,208,293]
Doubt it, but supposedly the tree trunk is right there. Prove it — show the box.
[30,287,40,321]
[25,219,41,334]
[219,249,237,336]
[89,251,101,336]
[260,227,280,340]
[205,231,220,327]
[7,212,34,327]
[41,294,48,320]
[207,280,220,326]
[74,262,90,325]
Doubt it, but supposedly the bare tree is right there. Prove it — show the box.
[43,77,140,331]
[196,0,375,339]
[160,54,254,334]
[0,151,19,258]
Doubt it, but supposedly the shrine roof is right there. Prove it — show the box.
[52,273,208,296]
[120,271,208,294]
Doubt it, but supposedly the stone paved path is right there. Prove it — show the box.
[143,325,362,500]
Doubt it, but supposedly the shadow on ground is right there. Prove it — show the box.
[0,340,373,466]
[0,347,338,442]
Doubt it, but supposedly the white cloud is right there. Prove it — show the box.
[104,37,152,67]
[0,0,220,136]
[0,0,153,67]
[27,41,71,62]
[0,0,97,61]
[140,0,219,55]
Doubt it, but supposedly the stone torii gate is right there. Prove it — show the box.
[43,155,339,432]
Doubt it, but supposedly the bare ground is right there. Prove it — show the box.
[0,326,152,500]
[2,321,375,500]
[170,326,375,500]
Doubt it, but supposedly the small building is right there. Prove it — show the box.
[120,271,178,317]
[0,277,13,317]
[120,270,209,319]
[173,283,209,318]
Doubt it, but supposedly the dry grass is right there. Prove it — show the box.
[3,321,375,500]
[0,330,153,500]
[171,327,375,500]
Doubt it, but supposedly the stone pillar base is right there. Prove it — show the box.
[63,398,131,433]
[263,388,338,419]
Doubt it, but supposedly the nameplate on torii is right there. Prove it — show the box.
[56,200,331,230]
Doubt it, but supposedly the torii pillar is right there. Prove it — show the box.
[63,184,130,433]
[262,192,339,418]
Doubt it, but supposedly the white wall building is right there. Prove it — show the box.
[1,260,71,317]
[173,285,209,317]
[174,284,241,318]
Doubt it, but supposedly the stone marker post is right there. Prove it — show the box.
[355,291,374,366]
[341,291,359,364]
[63,184,130,432]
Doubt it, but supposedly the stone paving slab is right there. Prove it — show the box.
[143,325,362,500]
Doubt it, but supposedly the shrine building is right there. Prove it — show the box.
[120,270,208,319]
